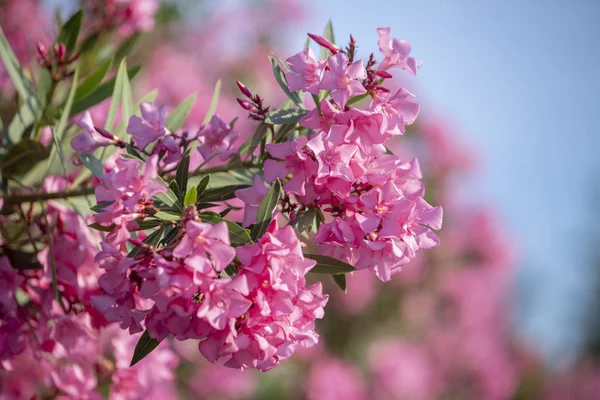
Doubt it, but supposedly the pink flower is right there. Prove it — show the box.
[264,136,318,196]
[285,48,325,95]
[235,175,269,227]
[126,102,168,150]
[71,111,116,154]
[173,220,236,279]
[115,0,159,37]
[318,53,367,107]
[376,27,418,74]
[307,358,367,400]
[306,125,358,196]
[373,88,420,136]
[189,362,257,399]
[369,340,439,400]
[196,114,238,162]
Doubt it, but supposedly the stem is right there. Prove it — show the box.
[1,162,261,205]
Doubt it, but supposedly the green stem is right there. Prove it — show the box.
[1,162,261,205]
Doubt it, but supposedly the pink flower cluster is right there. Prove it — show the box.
[71,103,239,170]
[0,177,179,398]
[90,149,327,370]
[239,28,442,281]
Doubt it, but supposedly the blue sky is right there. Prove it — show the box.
[294,0,600,362]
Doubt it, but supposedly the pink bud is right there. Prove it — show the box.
[95,126,117,140]
[237,98,258,113]
[376,70,393,79]
[236,81,253,99]
[36,42,47,57]
[307,33,340,55]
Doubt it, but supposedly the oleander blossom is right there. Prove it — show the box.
[263,28,443,282]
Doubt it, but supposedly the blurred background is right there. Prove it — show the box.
[5,0,600,398]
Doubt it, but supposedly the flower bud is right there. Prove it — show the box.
[236,81,253,99]
[307,33,340,55]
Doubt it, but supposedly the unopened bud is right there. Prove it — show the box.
[54,43,66,61]
[307,33,340,55]
[376,70,393,79]
[237,98,258,113]
[36,42,47,57]
[236,81,253,99]
[95,126,117,140]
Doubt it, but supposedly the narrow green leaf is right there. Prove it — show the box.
[202,80,221,125]
[3,249,43,270]
[333,274,347,292]
[0,25,34,99]
[239,122,268,158]
[154,176,183,212]
[175,150,191,200]
[88,222,115,232]
[265,108,309,125]
[346,92,370,106]
[70,65,141,117]
[251,180,281,240]
[118,65,135,140]
[114,33,140,64]
[56,10,83,52]
[128,226,164,258]
[320,20,335,60]
[35,68,53,107]
[184,186,197,207]
[269,56,303,107]
[199,212,252,246]
[130,330,162,367]
[196,175,210,197]
[78,154,104,178]
[75,57,113,100]
[0,139,50,177]
[154,211,181,222]
[7,96,43,143]
[292,208,317,233]
[304,254,355,274]
[105,59,127,131]
[165,92,197,132]
[49,67,80,170]
[199,184,251,203]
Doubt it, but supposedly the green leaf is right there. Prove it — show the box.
[201,80,221,125]
[269,56,303,107]
[304,254,355,274]
[292,208,317,233]
[118,64,135,140]
[70,65,141,117]
[265,108,309,125]
[75,57,113,100]
[166,92,197,132]
[128,226,165,258]
[88,222,115,232]
[49,66,80,170]
[333,274,347,292]
[114,33,140,64]
[320,20,335,60]
[56,10,83,53]
[154,211,181,222]
[35,68,53,107]
[196,175,210,197]
[78,154,104,178]
[3,248,43,270]
[175,150,191,200]
[197,202,219,210]
[105,59,128,131]
[130,330,162,367]
[0,139,50,177]
[346,92,370,106]
[0,25,34,99]
[154,176,183,212]
[199,212,252,246]
[7,96,43,143]
[251,180,281,240]
[239,122,268,158]
[199,184,250,203]
[184,186,197,207]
